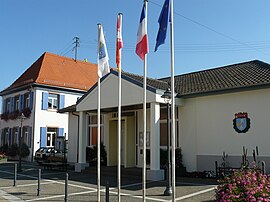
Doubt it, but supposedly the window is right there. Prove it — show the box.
[88,114,104,146]
[15,96,20,111]
[47,128,57,146]
[22,127,28,145]
[42,92,64,110]
[160,106,179,148]
[24,93,30,108]
[48,94,59,110]
[6,98,11,113]
[12,128,19,145]
[3,128,9,145]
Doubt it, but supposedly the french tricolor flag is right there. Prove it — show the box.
[136,3,149,60]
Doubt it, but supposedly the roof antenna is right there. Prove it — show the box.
[73,36,80,61]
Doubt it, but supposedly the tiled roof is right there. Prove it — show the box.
[122,71,169,91]
[1,52,98,94]
[159,60,270,97]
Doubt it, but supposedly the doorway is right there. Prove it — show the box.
[108,116,135,167]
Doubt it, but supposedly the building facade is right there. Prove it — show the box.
[63,60,270,179]
[0,52,98,160]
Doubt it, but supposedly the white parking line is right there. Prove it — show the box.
[0,169,216,201]
[1,181,55,189]
[176,186,217,201]
[0,189,25,202]
[26,190,97,201]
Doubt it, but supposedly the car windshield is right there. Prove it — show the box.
[36,148,46,152]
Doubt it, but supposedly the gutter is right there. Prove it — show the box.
[72,112,80,163]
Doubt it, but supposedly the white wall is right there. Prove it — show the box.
[180,88,270,172]
[77,74,158,112]
[67,113,79,163]
[33,88,82,156]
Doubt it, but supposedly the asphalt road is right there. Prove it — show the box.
[0,161,217,202]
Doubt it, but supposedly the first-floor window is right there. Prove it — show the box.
[48,94,59,110]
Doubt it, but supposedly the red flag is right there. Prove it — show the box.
[136,4,148,60]
[116,13,123,67]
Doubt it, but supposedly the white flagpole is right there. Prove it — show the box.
[143,1,148,201]
[117,13,123,202]
[169,0,176,201]
[97,24,101,202]
[118,55,122,202]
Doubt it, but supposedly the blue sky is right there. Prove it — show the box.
[1,0,270,92]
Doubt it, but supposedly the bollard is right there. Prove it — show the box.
[262,161,266,175]
[37,169,41,196]
[64,172,68,202]
[13,164,17,187]
[105,180,109,202]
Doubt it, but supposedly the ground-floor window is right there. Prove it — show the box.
[47,128,57,147]
[87,114,104,146]
[12,127,19,145]
[160,106,179,148]
[40,127,63,147]
[1,128,9,146]
[22,127,28,145]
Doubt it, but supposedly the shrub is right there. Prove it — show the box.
[216,168,270,201]
[176,148,183,168]
[6,144,18,156]
[19,143,30,157]
[86,142,107,165]
[0,152,6,160]
[160,147,184,169]
[0,144,9,153]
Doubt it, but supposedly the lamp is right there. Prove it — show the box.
[18,112,26,172]
[162,88,172,196]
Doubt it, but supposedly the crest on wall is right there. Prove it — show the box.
[233,112,250,133]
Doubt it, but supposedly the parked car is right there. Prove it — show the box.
[34,147,63,164]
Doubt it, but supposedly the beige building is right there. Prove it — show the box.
[62,60,270,179]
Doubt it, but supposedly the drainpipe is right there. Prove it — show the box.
[31,87,35,162]
[72,112,80,163]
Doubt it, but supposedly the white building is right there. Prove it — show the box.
[0,52,98,161]
[62,60,270,180]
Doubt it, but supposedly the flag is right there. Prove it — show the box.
[116,13,123,67]
[136,3,149,60]
[98,25,110,78]
[154,0,170,52]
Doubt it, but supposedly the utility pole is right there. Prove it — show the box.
[73,36,80,61]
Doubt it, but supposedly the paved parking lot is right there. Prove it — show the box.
[0,161,217,201]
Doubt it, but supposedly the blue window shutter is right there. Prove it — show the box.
[10,97,14,112]
[3,99,6,113]
[8,128,12,146]
[42,92,48,110]
[1,129,4,146]
[58,128,64,137]
[59,95,65,109]
[40,127,47,147]
[28,127,32,148]
[20,94,24,111]
[29,92,34,110]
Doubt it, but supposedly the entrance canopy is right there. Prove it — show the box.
[76,70,178,112]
